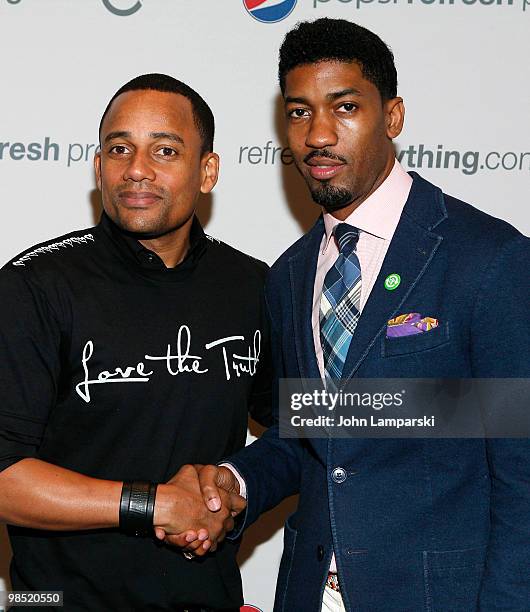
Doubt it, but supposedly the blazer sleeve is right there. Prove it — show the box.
[471,234,530,610]
[225,290,304,532]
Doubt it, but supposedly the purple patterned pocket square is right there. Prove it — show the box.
[386,313,439,338]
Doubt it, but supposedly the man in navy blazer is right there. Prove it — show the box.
[180,18,530,612]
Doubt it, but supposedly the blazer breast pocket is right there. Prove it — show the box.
[382,321,450,357]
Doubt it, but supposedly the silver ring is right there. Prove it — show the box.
[183,551,194,560]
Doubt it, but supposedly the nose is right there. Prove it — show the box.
[123,151,156,182]
[305,110,338,149]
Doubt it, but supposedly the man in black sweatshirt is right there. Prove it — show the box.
[0,73,272,611]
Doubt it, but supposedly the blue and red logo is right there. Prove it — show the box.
[243,0,297,23]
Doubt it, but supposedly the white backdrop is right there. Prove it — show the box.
[0,1,528,610]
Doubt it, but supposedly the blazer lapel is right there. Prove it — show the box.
[288,218,330,458]
[340,173,448,382]
[288,218,324,382]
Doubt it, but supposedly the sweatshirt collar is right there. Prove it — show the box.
[98,212,207,280]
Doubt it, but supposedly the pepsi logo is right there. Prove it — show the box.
[240,605,264,612]
[243,0,297,23]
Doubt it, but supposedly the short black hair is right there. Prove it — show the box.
[279,18,397,101]
[99,73,215,154]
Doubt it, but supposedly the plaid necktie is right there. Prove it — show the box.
[320,223,361,388]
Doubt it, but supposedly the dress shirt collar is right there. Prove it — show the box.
[322,159,412,253]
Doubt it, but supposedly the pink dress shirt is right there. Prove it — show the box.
[313,160,412,378]
[313,160,412,572]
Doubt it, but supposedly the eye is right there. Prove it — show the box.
[288,108,310,119]
[338,102,357,113]
[156,146,178,158]
[109,144,130,155]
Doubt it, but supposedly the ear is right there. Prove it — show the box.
[94,151,102,191]
[385,97,405,139]
[200,152,220,194]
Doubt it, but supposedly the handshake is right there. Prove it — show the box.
[152,464,243,557]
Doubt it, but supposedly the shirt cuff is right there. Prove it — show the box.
[218,462,247,499]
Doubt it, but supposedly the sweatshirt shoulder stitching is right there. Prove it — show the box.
[12,234,95,267]
[205,234,221,244]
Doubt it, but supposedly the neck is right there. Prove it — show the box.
[329,156,395,221]
[138,215,194,268]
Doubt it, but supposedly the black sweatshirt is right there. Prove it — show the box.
[0,213,272,611]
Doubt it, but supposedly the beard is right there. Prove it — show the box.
[103,187,179,239]
[107,203,171,238]
[297,149,353,213]
[309,181,353,213]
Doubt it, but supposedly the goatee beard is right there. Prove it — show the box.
[309,182,353,213]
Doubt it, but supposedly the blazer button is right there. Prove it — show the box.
[317,545,325,562]
[331,467,347,484]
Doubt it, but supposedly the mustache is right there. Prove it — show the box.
[303,149,347,164]
[114,185,165,197]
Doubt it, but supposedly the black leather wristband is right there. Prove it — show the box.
[146,482,157,527]
[119,481,157,537]
[119,481,132,530]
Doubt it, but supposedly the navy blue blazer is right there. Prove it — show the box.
[229,173,530,611]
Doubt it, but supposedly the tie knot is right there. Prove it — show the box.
[334,223,360,255]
